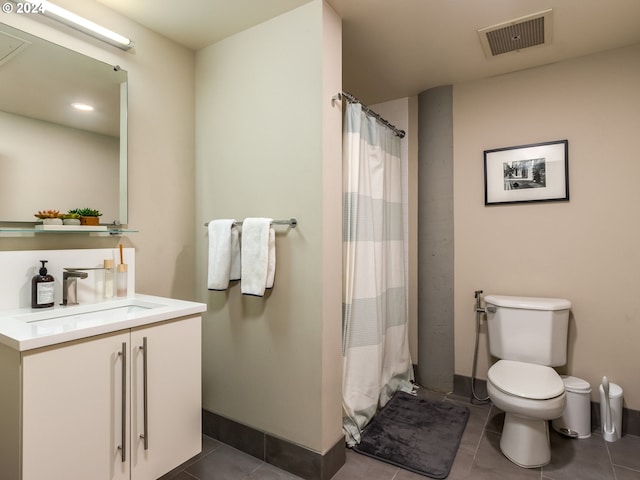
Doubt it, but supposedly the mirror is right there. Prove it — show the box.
[0,23,127,224]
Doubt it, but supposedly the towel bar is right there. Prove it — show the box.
[204,218,297,228]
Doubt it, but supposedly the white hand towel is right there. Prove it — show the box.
[207,219,239,290]
[241,217,273,296]
[265,227,276,289]
[230,226,241,281]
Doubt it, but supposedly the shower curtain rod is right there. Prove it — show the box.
[334,91,406,138]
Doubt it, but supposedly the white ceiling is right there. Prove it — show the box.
[99,0,640,104]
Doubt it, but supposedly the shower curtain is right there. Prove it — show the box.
[342,102,414,446]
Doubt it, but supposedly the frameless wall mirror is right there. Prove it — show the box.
[0,23,128,224]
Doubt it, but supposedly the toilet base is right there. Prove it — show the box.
[500,413,551,468]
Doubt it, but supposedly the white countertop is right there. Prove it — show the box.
[0,294,207,351]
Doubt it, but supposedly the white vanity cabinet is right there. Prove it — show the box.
[129,316,202,479]
[0,315,201,480]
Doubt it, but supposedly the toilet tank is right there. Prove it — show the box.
[485,295,571,367]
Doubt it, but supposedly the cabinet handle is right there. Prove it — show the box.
[118,342,127,462]
[140,336,149,450]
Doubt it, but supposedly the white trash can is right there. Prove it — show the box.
[599,381,623,442]
[552,375,592,439]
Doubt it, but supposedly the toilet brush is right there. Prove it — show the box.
[602,376,617,442]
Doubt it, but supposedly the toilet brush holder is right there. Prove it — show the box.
[599,378,623,442]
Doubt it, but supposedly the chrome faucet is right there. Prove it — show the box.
[62,268,97,305]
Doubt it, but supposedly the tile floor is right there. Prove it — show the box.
[161,388,640,480]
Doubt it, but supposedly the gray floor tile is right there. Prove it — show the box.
[331,448,398,480]
[443,447,474,480]
[245,463,304,479]
[608,434,640,471]
[164,472,197,480]
[469,430,541,479]
[412,385,447,402]
[185,444,263,479]
[543,430,615,480]
[448,398,490,457]
[158,436,223,479]
[164,390,640,480]
[393,466,434,479]
[202,435,224,454]
[484,405,505,434]
[614,465,640,480]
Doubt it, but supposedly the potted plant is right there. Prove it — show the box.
[60,212,81,226]
[69,208,102,226]
[34,209,62,225]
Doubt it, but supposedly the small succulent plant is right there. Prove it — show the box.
[34,209,61,219]
[69,207,102,217]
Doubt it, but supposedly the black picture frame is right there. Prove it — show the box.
[484,140,569,205]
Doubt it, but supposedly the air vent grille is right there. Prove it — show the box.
[478,9,553,58]
[0,30,31,66]
[485,17,544,56]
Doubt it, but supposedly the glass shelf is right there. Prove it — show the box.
[0,227,138,236]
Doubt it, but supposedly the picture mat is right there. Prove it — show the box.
[485,142,567,204]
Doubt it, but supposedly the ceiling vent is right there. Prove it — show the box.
[0,30,31,67]
[478,9,553,58]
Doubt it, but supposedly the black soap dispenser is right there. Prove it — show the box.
[32,260,55,308]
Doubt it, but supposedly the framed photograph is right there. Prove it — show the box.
[484,140,569,205]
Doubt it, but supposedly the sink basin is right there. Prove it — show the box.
[14,299,166,324]
[0,293,206,351]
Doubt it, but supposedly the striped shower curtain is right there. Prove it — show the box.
[342,102,414,446]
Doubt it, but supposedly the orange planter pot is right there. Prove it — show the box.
[80,216,100,226]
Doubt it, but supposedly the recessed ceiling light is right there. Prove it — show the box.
[72,103,94,111]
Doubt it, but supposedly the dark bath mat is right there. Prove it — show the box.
[353,392,469,479]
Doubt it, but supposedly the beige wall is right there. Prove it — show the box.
[194,1,342,453]
[0,111,119,221]
[321,2,344,450]
[0,1,196,300]
[453,44,640,408]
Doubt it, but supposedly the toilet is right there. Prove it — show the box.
[484,295,571,468]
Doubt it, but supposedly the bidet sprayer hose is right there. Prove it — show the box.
[471,290,490,403]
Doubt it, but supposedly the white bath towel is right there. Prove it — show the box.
[207,219,240,290]
[241,218,275,296]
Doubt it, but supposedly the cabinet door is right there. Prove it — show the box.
[130,316,201,479]
[22,331,130,480]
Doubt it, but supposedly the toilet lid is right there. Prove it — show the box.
[488,360,565,400]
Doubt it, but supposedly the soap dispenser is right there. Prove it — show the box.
[32,260,55,308]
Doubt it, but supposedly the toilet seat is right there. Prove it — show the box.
[488,360,564,400]
[487,361,568,468]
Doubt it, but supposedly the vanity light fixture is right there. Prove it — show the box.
[18,1,134,50]
[71,103,94,111]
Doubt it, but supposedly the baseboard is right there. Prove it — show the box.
[202,409,345,480]
[453,374,640,437]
